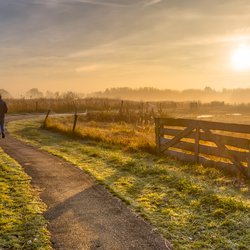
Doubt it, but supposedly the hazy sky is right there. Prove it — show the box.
[1,0,250,96]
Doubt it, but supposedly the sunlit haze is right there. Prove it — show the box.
[231,44,250,71]
[1,0,250,96]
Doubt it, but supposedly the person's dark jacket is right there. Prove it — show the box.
[0,99,8,123]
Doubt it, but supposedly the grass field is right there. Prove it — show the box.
[7,118,250,249]
[0,147,51,250]
[44,116,155,153]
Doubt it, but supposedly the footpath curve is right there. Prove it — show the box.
[0,115,169,250]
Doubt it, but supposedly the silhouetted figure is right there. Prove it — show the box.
[0,95,8,138]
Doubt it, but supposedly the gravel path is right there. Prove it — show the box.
[0,117,169,250]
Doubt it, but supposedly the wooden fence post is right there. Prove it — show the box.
[247,145,250,178]
[155,118,161,154]
[141,102,144,125]
[72,112,78,133]
[194,122,200,164]
[119,100,124,115]
[43,110,51,127]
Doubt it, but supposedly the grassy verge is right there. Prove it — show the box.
[44,116,155,153]
[0,147,51,250]
[8,118,250,250]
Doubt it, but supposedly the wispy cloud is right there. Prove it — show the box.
[62,0,132,7]
[68,45,116,58]
[144,0,162,7]
[175,34,250,47]
[75,63,118,72]
[18,0,137,7]
[75,65,100,72]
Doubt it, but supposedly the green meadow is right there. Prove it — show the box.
[7,118,250,250]
[0,147,51,250]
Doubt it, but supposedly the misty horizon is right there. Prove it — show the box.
[2,86,250,104]
[4,86,250,99]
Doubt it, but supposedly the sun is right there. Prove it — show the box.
[231,44,250,71]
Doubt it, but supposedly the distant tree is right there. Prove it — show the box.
[62,91,79,100]
[54,92,60,99]
[0,89,12,99]
[25,88,43,99]
[88,86,250,103]
[204,86,213,92]
[45,90,56,99]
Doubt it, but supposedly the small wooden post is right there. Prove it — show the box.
[158,102,162,116]
[155,117,161,154]
[72,112,78,133]
[43,110,51,127]
[194,123,200,164]
[141,102,144,125]
[119,100,124,114]
[247,145,250,178]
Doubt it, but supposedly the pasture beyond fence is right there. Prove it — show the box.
[155,118,250,178]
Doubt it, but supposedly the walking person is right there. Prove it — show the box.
[0,95,8,138]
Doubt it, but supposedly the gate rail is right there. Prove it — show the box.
[155,118,250,177]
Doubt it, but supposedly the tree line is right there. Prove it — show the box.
[90,87,250,103]
[1,86,250,103]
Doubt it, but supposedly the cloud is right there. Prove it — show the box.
[75,0,136,7]
[75,65,100,72]
[68,44,116,58]
[75,63,119,72]
[175,34,250,47]
[144,0,162,7]
[16,0,137,7]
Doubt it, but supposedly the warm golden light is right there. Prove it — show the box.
[231,44,250,71]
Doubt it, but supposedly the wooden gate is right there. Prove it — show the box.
[155,118,250,177]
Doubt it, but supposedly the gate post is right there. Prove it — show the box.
[72,112,78,133]
[194,121,200,164]
[43,110,51,127]
[155,117,161,154]
[247,146,250,178]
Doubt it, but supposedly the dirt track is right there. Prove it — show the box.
[0,116,169,250]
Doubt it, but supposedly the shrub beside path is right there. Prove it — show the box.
[0,132,169,249]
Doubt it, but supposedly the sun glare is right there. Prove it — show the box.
[231,44,250,71]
